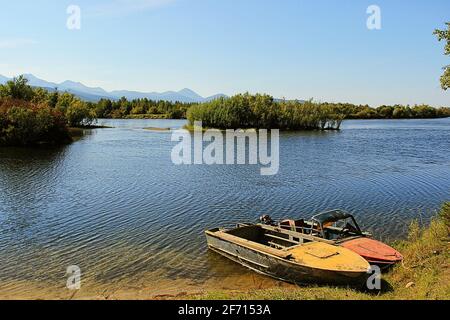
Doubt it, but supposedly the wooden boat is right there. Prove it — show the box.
[206,224,370,286]
[275,210,403,269]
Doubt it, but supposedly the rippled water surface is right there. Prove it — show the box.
[0,118,449,298]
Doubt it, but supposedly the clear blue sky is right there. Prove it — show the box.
[0,0,449,106]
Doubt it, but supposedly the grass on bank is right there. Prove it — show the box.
[191,203,450,300]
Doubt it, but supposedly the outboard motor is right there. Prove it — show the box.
[259,215,275,225]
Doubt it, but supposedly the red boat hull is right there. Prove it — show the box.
[340,237,403,268]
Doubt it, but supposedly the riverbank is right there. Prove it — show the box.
[189,203,449,300]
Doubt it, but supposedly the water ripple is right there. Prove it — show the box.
[1,118,450,295]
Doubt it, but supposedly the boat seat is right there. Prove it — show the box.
[265,233,299,244]
[279,219,307,233]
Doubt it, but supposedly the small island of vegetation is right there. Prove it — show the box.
[187,94,345,130]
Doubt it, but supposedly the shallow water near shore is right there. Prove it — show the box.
[0,118,449,298]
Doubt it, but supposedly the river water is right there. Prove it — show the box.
[0,118,449,298]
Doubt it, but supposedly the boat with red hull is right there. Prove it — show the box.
[270,210,403,269]
[339,237,403,268]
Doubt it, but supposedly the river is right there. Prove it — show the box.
[0,118,449,299]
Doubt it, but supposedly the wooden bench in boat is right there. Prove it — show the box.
[258,224,335,245]
[212,231,293,259]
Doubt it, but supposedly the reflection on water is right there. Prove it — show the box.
[0,118,449,298]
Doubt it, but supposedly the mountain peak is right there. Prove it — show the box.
[59,80,109,96]
[60,80,81,85]
[179,88,197,94]
[204,93,228,102]
[0,73,229,103]
[177,88,204,101]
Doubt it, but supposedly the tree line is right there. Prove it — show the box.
[323,103,450,120]
[91,96,450,122]
[92,97,450,122]
[1,75,450,146]
[93,97,192,119]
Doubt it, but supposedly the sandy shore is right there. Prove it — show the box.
[0,272,295,300]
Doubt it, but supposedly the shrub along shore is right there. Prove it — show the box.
[0,76,97,146]
[188,202,450,300]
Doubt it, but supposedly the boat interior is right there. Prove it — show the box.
[224,225,312,250]
[279,219,362,241]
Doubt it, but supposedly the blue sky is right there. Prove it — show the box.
[0,0,449,106]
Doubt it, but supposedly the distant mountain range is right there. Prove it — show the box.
[0,74,228,103]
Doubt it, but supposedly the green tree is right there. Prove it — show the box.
[392,106,412,119]
[130,104,145,115]
[434,22,450,90]
[0,75,34,101]
[95,99,113,118]
[32,87,50,104]
[55,92,75,113]
[412,104,436,118]
[65,100,96,127]
[354,106,378,119]
[48,90,59,108]
[0,101,70,146]
[377,105,394,118]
